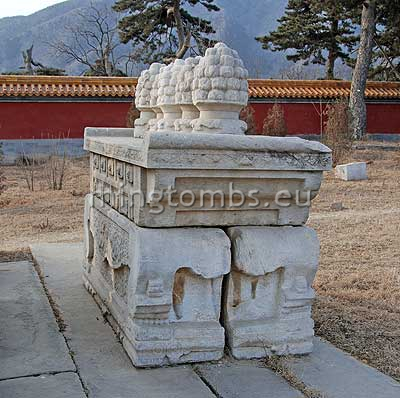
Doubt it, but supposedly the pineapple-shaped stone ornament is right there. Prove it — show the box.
[192,43,249,134]
[148,63,165,133]
[174,56,201,133]
[156,59,185,131]
[134,69,155,138]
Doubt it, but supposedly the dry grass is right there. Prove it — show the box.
[0,144,399,379]
[310,145,400,380]
[0,156,89,251]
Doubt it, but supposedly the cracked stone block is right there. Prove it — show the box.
[224,226,319,359]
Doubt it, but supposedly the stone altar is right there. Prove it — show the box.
[83,43,331,367]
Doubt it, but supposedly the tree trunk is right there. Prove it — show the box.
[349,1,376,139]
[172,0,190,60]
[326,19,338,80]
[326,51,336,80]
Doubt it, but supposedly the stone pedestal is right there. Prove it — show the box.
[83,42,331,367]
[83,194,230,367]
[224,226,319,359]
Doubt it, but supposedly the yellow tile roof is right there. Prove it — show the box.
[248,79,400,99]
[1,75,400,99]
[0,76,137,98]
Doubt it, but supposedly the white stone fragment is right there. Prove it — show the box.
[224,226,319,359]
[335,162,368,181]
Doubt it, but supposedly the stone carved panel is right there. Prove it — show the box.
[90,152,324,228]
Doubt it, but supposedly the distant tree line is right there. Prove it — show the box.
[257,0,400,137]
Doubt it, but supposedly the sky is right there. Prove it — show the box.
[0,0,66,18]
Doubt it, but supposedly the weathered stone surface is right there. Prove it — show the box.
[83,195,231,367]
[0,261,75,380]
[335,161,368,181]
[31,243,216,398]
[282,338,400,398]
[85,129,330,228]
[196,362,304,398]
[0,373,86,398]
[85,127,332,171]
[224,226,319,359]
[148,63,165,133]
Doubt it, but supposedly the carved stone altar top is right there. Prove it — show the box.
[85,128,331,171]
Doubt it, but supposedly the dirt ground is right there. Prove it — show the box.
[0,144,399,380]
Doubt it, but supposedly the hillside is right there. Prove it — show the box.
[0,0,289,77]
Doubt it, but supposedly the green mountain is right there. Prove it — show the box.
[0,0,289,77]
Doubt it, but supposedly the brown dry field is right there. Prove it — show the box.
[0,144,399,380]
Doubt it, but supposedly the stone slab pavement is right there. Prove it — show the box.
[195,362,303,398]
[1,241,397,398]
[0,260,84,397]
[282,338,400,398]
[0,261,75,380]
[29,242,303,398]
[0,373,86,398]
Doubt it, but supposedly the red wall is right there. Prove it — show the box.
[1,100,400,140]
[365,104,400,134]
[0,102,131,139]
[251,102,400,136]
[251,102,327,135]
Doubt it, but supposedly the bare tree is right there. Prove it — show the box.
[21,45,44,75]
[322,99,354,166]
[49,3,133,76]
[349,1,376,139]
[18,149,38,192]
[240,105,258,135]
[262,103,288,137]
[277,63,323,80]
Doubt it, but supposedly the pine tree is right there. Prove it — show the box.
[369,1,400,81]
[256,0,357,79]
[113,0,219,64]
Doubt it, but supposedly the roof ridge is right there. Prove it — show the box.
[0,76,399,99]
